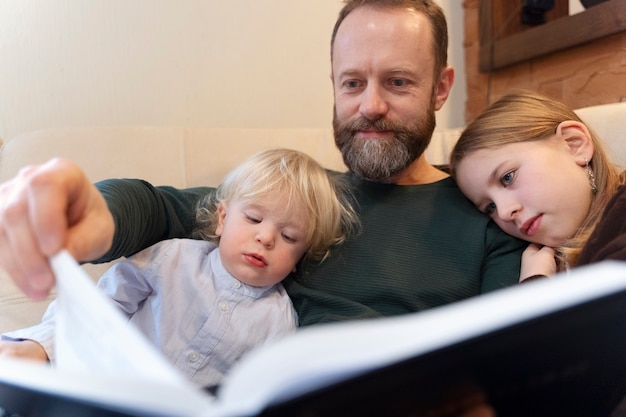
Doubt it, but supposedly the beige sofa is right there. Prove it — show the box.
[1,101,625,333]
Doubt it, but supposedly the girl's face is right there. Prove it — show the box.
[455,133,593,247]
[215,196,310,287]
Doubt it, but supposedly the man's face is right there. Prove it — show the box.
[331,6,442,183]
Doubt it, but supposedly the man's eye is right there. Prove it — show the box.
[484,202,496,215]
[345,80,361,89]
[501,171,515,186]
[390,78,406,87]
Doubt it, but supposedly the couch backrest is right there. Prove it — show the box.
[574,102,626,169]
[0,127,345,188]
[0,126,464,187]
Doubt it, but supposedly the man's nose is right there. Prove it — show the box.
[359,84,388,120]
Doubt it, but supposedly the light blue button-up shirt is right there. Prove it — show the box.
[4,239,297,388]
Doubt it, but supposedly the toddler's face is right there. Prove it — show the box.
[215,196,309,287]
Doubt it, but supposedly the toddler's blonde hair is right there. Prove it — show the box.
[193,148,359,262]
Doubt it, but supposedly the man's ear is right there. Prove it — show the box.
[433,66,454,111]
[215,203,227,237]
[556,120,594,166]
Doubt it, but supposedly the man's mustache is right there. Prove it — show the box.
[346,118,403,133]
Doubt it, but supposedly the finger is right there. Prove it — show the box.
[64,169,114,261]
[522,242,541,253]
[26,159,75,257]
[0,228,52,300]
[539,245,556,256]
[28,158,114,262]
[0,219,54,300]
[0,178,56,299]
[65,198,115,263]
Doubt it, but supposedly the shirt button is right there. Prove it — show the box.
[233,280,242,289]
[188,352,199,362]
[219,301,229,312]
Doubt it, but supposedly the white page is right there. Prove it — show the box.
[52,250,185,382]
[49,250,215,415]
[0,356,215,417]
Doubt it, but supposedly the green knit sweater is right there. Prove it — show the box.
[96,174,525,327]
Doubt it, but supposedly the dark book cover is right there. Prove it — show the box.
[2,260,626,417]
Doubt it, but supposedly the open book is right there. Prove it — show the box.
[1,251,626,417]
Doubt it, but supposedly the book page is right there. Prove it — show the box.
[0,356,214,417]
[51,250,185,382]
[48,250,215,416]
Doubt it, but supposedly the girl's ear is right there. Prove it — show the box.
[215,202,227,237]
[556,120,594,166]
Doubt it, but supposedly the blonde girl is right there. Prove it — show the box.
[450,90,625,280]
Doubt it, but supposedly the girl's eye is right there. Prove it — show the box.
[500,170,515,186]
[484,202,496,216]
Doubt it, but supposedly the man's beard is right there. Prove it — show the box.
[333,105,436,183]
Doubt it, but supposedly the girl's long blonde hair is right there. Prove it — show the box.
[449,90,624,267]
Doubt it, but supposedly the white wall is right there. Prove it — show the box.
[0,1,466,141]
[436,0,466,130]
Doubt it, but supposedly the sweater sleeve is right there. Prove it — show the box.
[93,179,213,263]
[480,222,526,293]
